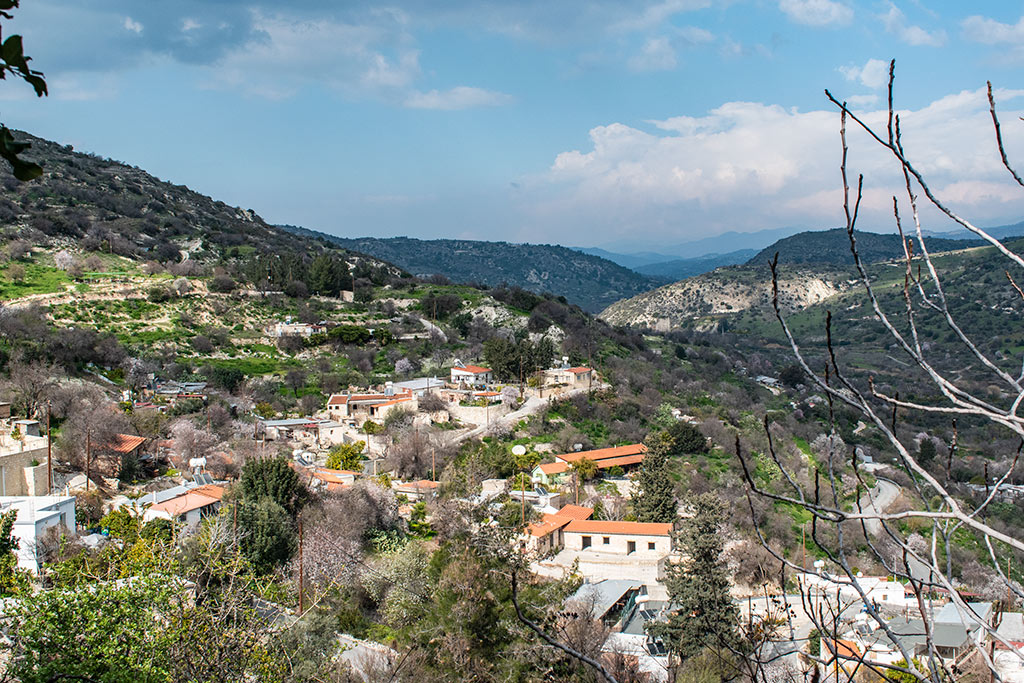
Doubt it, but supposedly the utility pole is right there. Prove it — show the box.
[431,446,436,482]
[298,513,304,616]
[521,472,526,525]
[46,401,52,494]
[85,428,91,492]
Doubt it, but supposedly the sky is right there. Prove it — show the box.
[3,1,1024,253]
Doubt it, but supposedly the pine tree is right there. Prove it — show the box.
[653,493,738,665]
[632,450,676,523]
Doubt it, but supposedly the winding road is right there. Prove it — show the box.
[856,476,901,536]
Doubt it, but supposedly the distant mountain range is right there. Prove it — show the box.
[282,232,663,312]
[746,228,982,266]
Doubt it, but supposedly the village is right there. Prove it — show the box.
[2,341,1022,683]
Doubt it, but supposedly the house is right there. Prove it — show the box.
[510,485,565,516]
[450,361,492,387]
[994,612,1024,682]
[392,377,446,396]
[0,495,76,572]
[392,479,439,501]
[258,418,346,445]
[306,467,358,492]
[567,579,646,625]
[525,503,594,554]
[151,380,208,407]
[532,444,648,485]
[0,422,50,496]
[270,320,327,338]
[798,571,916,609]
[544,361,595,388]
[326,386,416,424]
[143,484,225,526]
[860,601,994,665]
[530,510,675,585]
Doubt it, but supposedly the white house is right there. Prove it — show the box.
[450,362,492,387]
[143,484,224,526]
[0,495,76,572]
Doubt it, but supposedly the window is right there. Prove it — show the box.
[648,542,656,550]
[603,536,610,545]
[581,535,592,549]
[627,540,636,554]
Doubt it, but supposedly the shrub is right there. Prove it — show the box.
[362,420,383,435]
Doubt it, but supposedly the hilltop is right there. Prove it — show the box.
[288,232,663,313]
[746,227,979,266]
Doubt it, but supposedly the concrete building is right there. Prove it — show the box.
[326,388,416,425]
[529,509,674,585]
[392,377,446,396]
[0,427,49,497]
[258,418,347,445]
[0,495,76,572]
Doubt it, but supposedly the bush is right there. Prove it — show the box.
[147,286,171,303]
[362,420,383,435]
[209,274,236,293]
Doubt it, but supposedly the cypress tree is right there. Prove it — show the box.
[654,493,738,664]
[632,450,677,523]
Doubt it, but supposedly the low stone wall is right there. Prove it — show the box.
[447,402,509,427]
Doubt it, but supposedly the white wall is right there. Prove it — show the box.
[563,531,670,557]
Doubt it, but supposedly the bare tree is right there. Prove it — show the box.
[170,419,218,469]
[739,64,1024,682]
[1,358,62,418]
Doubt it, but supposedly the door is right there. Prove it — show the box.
[627,540,636,554]
[581,535,592,549]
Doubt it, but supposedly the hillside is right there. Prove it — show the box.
[0,130,399,279]
[290,233,662,312]
[746,227,978,266]
[634,249,757,279]
[599,263,853,330]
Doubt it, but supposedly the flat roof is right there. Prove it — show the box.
[564,520,672,536]
[567,580,643,619]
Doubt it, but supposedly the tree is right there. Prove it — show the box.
[238,497,296,575]
[0,509,29,596]
[736,67,1024,682]
[654,493,737,670]
[0,2,47,181]
[7,263,24,282]
[285,368,307,397]
[632,450,677,523]
[326,440,365,471]
[239,456,310,516]
[569,457,598,505]
[170,420,217,468]
[665,420,707,455]
[778,364,804,387]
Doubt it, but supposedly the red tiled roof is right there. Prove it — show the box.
[452,365,491,374]
[827,639,860,660]
[312,469,357,485]
[474,391,501,397]
[395,479,439,491]
[107,434,146,454]
[563,520,672,536]
[565,367,592,373]
[327,394,349,405]
[555,443,647,464]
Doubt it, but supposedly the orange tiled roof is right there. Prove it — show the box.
[453,365,491,374]
[563,520,672,536]
[829,639,860,660]
[565,367,592,373]
[528,515,574,537]
[149,487,222,517]
[537,452,645,476]
[554,504,594,520]
[555,444,647,464]
[312,469,357,485]
[107,434,146,454]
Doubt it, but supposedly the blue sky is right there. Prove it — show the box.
[4,1,1024,252]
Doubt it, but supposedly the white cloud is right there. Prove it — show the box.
[962,14,1024,44]
[628,37,677,71]
[533,87,1024,242]
[880,4,946,46]
[611,0,711,33]
[845,94,879,108]
[838,58,890,89]
[123,17,143,34]
[207,12,421,100]
[778,0,852,27]
[404,86,513,110]
[181,18,201,32]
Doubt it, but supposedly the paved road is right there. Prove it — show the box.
[856,477,900,536]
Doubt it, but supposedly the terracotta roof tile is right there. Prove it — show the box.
[554,504,594,520]
[555,444,647,463]
[107,434,146,454]
[563,520,672,536]
[453,365,491,374]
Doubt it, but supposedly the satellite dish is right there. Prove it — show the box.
[511,445,527,456]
